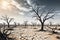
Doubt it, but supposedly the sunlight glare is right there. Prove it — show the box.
[1,1,9,9]
[0,0,13,10]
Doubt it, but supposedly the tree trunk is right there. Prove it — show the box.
[40,23,44,31]
[8,23,10,27]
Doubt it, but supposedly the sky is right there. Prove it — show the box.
[0,0,60,24]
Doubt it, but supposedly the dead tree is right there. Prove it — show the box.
[49,22,52,26]
[0,23,16,40]
[23,21,28,27]
[14,22,17,27]
[0,15,15,40]
[31,6,55,31]
[0,23,15,40]
[31,22,37,26]
[1,15,14,28]
[17,23,20,26]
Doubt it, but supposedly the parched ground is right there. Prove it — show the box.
[10,26,60,40]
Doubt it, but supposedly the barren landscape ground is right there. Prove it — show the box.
[9,26,60,40]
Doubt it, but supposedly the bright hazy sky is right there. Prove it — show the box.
[0,0,60,24]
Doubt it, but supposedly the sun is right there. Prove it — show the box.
[0,0,13,10]
[1,1,9,9]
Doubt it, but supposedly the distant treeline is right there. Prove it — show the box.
[0,24,60,26]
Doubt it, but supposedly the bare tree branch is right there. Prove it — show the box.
[43,8,55,20]
[44,14,55,21]
[31,5,56,31]
[9,18,14,23]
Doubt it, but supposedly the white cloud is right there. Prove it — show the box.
[26,0,31,5]
[18,12,24,15]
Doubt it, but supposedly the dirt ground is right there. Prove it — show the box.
[9,26,60,40]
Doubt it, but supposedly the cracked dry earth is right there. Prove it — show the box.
[10,27,59,40]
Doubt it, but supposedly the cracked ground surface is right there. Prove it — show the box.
[9,26,59,40]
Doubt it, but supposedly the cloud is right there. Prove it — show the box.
[11,0,32,15]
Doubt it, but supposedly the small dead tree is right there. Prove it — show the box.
[1,15,14,28]
[31,22,37,26]
[17,23,20,26]
[31,6,55,31]
[49,22,52,26]
[14,22,17,27]
[23,21,28,27]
